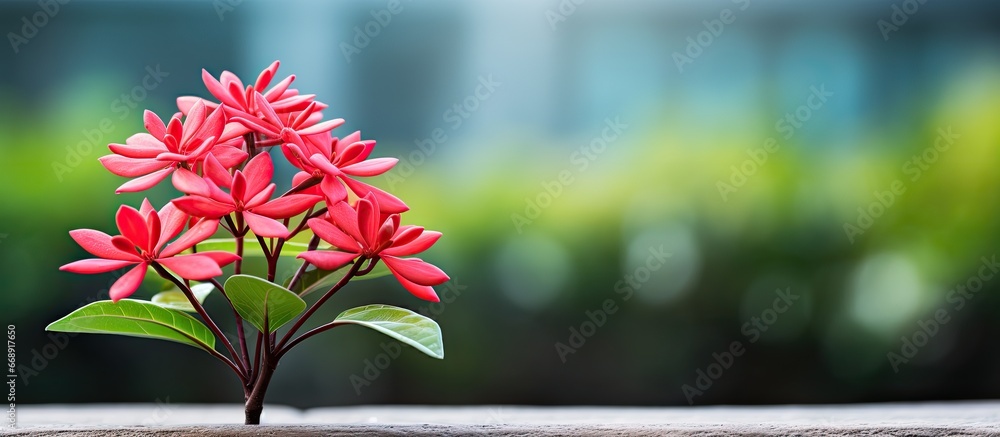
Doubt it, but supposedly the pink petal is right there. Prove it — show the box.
[160,218,221,258]
[297,250,360,271]
[242,153,274,196]
[202,153,233,188]
[156,202,189,251]
[109,264,148,302]
[319,176,348,203]
[116,205,150,252]
[172,196,235,219]
[263,75,295,101]
[99,155,170,178]
[203,69,242,108]
[381,255,449,286]
[253,92,283,128]
[171,168,210,197]
[143,110,167,140]
[309,154,343,177]
[255,60,280,91]
[69,229,140,261]
[296,118,344,136]
[231,116,278,138]
[328,201,364,244]
[181,101,207,146]
[176,96,213,116]
[157,255,222,281]
[114,168,174,194]
[246,183,277,209]
[341,177,409,214]
[220,122,248,142]
[139,199,155,217]
[383,231,441,257]
[60,258,136,274]
[231,171,248,204]
[382,262,441,302]
[242,211,290,238]
[146,210,162,255]
[307,218,362,251]
[211,145,249,169]
[196,250,241,267]
[356,196,378,247]
[341,158,397,177]
[251,194,321,219]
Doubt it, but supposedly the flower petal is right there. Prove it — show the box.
[156,202,189,251]
[242,211,289,239]
[196,250,241,267]
[160,218,220,258]
[242,152,274,196]
[157,255,222,281]
[297,250,359,271]
[296,118,344,136]
[211,145,249,170]
[382,260,441,302]
[383,230,441,257]
[143,110,167,140]
[381,255,449,286]
[341,176,409,214]
[116,205,150,252]
[328,201,364,244]
[99,155,170,178]
[109,264,148,302]
[251,194,322,219]
[69,229,140,261]
[307,218,361,251]
[171,168,210,197]
[60,258,136,275]
[341,158,397,177]
[172,196,234,219]
[356,196,378,247]
[115,168,174,194]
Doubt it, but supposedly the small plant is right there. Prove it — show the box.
[48,61,449,425]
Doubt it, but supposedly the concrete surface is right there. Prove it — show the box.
[4,401,1000,435]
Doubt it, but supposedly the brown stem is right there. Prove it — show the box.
[245,319,273,425]
[152,263,248,382]
[275,257,366,351]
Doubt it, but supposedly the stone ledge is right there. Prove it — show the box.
[5,401,1000,436]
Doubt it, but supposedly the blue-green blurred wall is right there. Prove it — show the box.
[3,0,1000,407]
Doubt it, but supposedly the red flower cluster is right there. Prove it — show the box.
[62,61,449,302]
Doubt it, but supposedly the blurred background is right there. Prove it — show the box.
[2,0,1000,408]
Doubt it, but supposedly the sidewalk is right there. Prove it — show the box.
[5,401,1000,435]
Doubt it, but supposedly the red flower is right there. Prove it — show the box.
[99,102,247,193]
[231,91,343,140]
[177,60,320,120]
[171,153,322,239]
[282,129,407,213]
[59,199,240,302]
[298,193,448,302]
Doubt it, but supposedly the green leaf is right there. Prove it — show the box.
[294,260,392,297]
[195,238,313,257]
[332,304,443,359]
[151,283,214,312]
[46,300,216,351]
[224,275,306,333]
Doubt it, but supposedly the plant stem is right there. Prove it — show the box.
[244,133,256,158]
[281,176,321,197]
[245,318,272,425]
[275,257,366,351]
[152,263,248,382]
[287,235,321,291]
[211,278,251,375]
